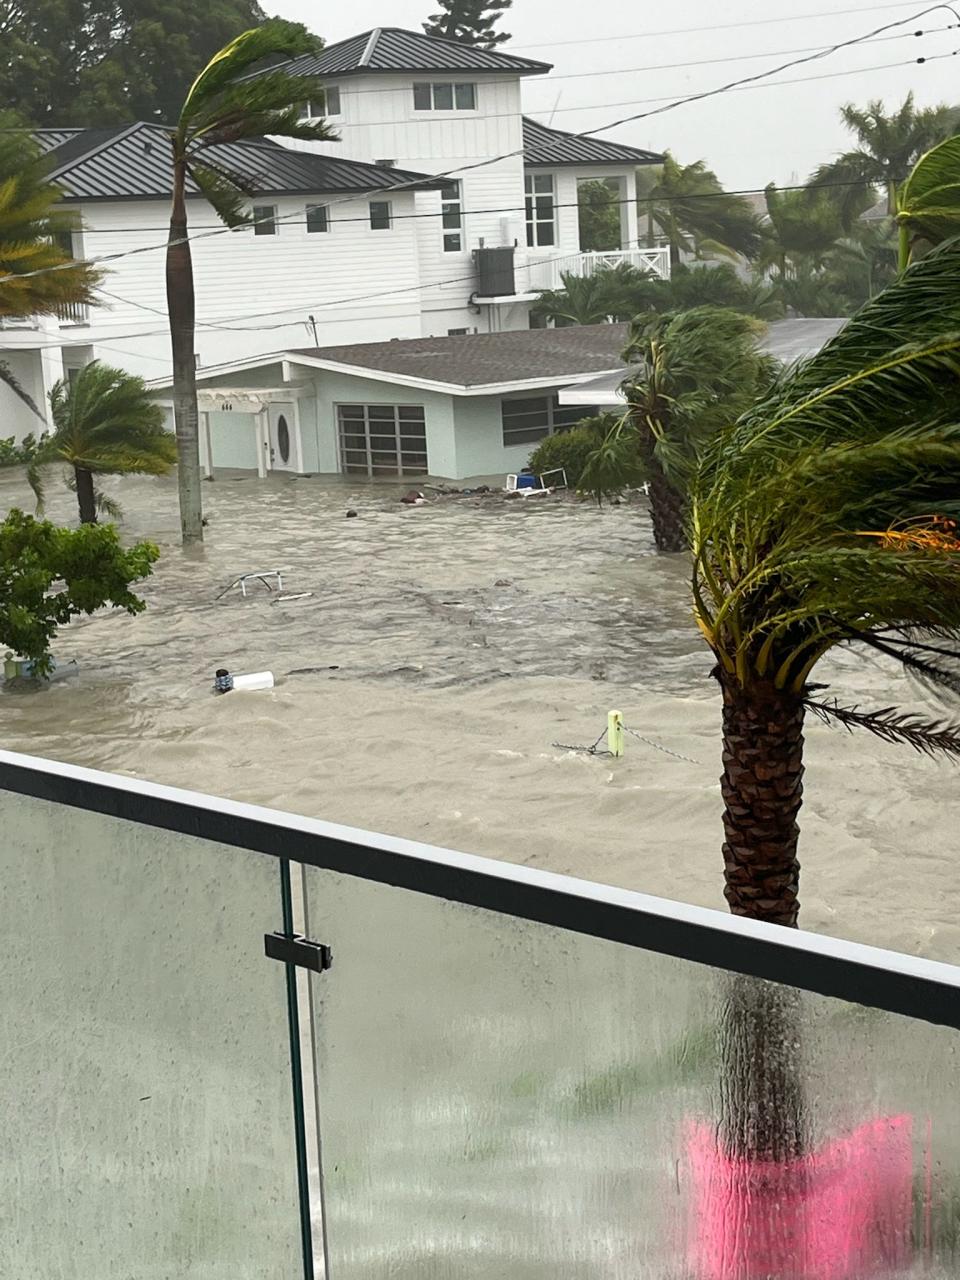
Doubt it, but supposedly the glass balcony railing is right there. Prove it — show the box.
[2,747,959,1280]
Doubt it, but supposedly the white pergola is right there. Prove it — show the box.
[195,385,310,478]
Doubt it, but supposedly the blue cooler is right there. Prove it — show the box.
[516,473,538,489]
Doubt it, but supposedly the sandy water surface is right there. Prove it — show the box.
[2,465,959,963]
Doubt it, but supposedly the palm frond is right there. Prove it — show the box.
[0,358,40,416]
[187,161,251,229]
[179,21,321,129]
[805,698,960,761]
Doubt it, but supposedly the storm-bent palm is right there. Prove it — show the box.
[0,123,100,415]
[29,362,176,524]
[638,154,761,265]
[582,307,775,552]
[167,21,338,543]
[809,93,957,223]
[690,238,960,929]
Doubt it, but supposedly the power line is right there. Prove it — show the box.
[508,0,937,49]
[250,23,953,100]
[79,175,900,239]
[1,3,952,289]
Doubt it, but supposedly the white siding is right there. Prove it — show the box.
[46,188,427,384]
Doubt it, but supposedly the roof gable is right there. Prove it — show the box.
[523,117,662,167]
[270,27,551,79]
[38,121,440,202]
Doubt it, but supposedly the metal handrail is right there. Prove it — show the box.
[2,747,959,1030]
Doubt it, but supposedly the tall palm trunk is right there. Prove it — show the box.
[636,412,687,552]
[716,676,807,1170]
[74,466,97,524]
[718,674,805,925]
[166,155,204,544]
[645,468,686,552]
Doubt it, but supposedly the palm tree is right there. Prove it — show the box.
[531,264,654,326]
[638,154,761,266]
[760,184,845,278]
[582,307,775,552]
[896,132,960,268]
[166,21,338,543]
[0,121,100,415]
[689,237,960,931]
[28,362,176,524]
[809,93,958,223]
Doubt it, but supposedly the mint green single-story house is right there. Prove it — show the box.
[151,326,625,483]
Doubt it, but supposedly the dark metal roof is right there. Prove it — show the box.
[39,122,441,202]
[32,128,85,154]
[523,117,662,167]
[269,27,551,79]
[290,323,630,387]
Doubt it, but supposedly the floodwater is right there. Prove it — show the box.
[2,465,959,963]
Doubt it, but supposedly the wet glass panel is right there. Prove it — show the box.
[413,83,432,111]
[0,790,302,1280]
[454,82,476,110]
[305,866,960,1280]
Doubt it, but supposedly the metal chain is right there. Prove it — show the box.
[551,729,612,756]
[623,726,703,766]
[552,723,703,766]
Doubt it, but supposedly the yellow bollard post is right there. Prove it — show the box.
[607,709,624,757]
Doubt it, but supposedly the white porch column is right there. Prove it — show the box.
[291,399,305,474]
[199,411,214,479]
[37,318,65,430]
[622,171,640,250]
[256,408,268,478]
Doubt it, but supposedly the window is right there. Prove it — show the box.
[306,204,329,234]
[252,204,277,236]
[441,180,463,252]
[369,201,392,231]
[299,85,341,118]
[501,395,597,448]
[525,174,556,247]
[337,404,428,477]
[447,327,471,336]
[413,81,477,110]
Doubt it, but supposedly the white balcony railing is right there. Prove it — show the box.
[525,246,671,292]
[0,302,88,330]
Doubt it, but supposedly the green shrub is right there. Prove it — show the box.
[0,433,43,467]
[528,414,619,487]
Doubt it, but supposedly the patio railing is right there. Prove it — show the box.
[2,747,959,1280]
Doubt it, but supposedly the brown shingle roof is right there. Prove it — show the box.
[291,323,630,387]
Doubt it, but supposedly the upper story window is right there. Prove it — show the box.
[525,174,555,247]
[252,204,277,236]
[306,204,329,234]
[440,180,463,252]
[413,82,477,111]
[299,85,342,119]
[369,200,392,231]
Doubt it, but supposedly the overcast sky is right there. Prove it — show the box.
[268,0,958,189]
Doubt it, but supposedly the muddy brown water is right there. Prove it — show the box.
[2,465,959,963]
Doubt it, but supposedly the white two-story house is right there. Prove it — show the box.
[1,26,666,443]
[272,27,667,335]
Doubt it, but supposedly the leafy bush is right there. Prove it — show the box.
[527,415,619,487]
[0,433,44,467]
[0,509,159,676]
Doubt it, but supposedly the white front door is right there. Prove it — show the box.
[267,404,298,472]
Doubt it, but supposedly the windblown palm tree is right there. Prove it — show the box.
[638,154,761,266]
[530,265,650,326]
[809,93,957,224]
[690,238,960,929]
[896,132,960,268]
[759,184,845,278]
[29,362,176,524]
[582,307,775,552]
[166,21,338,543]
[0,122,100,414]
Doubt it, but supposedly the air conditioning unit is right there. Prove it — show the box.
[473,246,516,297]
